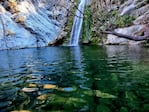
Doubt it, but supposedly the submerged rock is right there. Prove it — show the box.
[43,84,57,89]
[12,110,31,112]
[22,87,39,92]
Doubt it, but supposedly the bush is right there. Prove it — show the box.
[113,12,135,28]
[92,9,135,31]
[89,7,135,44]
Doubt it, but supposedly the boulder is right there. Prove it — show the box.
[104,25,145,45]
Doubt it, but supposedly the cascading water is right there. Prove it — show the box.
[69,0,86,46]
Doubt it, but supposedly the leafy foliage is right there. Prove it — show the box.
[82,6,92,44]
[89,4,135,44]
[112,11,135,28]
[92,9,135,31]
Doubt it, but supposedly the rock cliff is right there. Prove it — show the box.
[104,0,149,45]
[0,0,74,50]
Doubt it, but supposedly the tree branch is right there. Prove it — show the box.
[101,30,149,41]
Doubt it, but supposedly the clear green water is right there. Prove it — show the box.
[0,46,149,112]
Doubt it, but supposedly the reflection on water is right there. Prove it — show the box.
[0,46,149,112]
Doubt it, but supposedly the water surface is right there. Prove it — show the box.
[0,46,149,112]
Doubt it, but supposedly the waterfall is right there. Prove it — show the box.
[69,0,86,46]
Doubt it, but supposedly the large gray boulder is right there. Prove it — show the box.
[104,25,145,45]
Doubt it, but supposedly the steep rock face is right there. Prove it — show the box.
[104,0,149,45]
[0,0,73,50]
[0,5,37,50]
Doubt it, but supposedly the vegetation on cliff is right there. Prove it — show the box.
[82,0,149,45]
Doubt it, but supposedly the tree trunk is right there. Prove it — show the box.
[101,30,149,41]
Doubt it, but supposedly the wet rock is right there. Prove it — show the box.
[12,110,31,112]
[43,84,57,89]
[37,94,47,100]
[28,84,37,88]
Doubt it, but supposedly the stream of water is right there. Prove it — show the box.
[69,0,86,46]
[0,45,149,112]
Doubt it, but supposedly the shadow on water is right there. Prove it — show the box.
[0,46,149,112]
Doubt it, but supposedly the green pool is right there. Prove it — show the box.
[0,45,148,112]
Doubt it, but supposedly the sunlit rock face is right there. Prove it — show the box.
[0,5,37,50]
[0,0,74,50]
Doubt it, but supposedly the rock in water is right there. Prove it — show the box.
[22,87,39,92]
